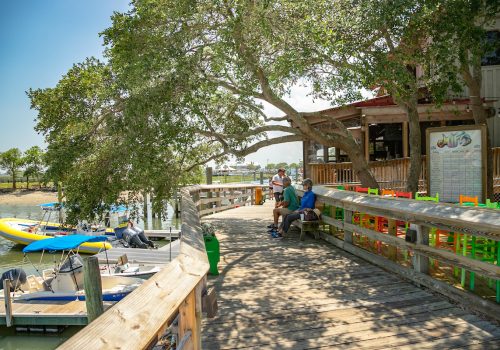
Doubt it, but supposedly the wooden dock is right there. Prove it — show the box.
[201,202,500,349]
[0,300,114,326]
[144,228,180,239]
[95,239,180,265]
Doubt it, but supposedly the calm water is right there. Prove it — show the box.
[0,201,179,349]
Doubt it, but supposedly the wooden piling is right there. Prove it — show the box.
[3,279,12,327]
[83,256,104,323]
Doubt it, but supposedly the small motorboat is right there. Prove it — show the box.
[99,254,160,279]
[0,203,114,254]
[0,235,143,302]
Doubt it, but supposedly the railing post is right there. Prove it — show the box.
[3,279,12,327]
[413,224,429,274]
[343,209,353,244]
[178,287,200,350]
[250,188,255,206]
[387,219,397,261]
[329,205,337,234]
[83,256,104,323]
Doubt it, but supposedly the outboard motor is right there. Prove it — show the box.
[0,268,27,292]
[130,226,155,248]
[123,227,148,249]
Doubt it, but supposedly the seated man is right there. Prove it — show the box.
[278,178,317,237]
[269,177,299,236]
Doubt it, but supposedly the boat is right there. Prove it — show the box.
[0,235,143,302]
[0,217,112,254]
[0,202,122,254]
[100,262,160,279]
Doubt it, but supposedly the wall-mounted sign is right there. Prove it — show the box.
[426,125,487,203]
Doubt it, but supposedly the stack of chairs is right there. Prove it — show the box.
[457,195,499,301]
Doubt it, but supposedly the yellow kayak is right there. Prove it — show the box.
[0,218,113,254]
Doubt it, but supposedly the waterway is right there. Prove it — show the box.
[0,201,180,349]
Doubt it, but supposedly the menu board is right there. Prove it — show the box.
[427,126,486,203]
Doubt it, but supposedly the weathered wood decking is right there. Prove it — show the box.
[201,202,500,349]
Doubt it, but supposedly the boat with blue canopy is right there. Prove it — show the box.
[0,235,143,302]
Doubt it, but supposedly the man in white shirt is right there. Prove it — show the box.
[271,168,285,208]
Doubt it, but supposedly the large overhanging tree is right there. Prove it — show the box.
[30,0,496,221]
[101,0,380,188]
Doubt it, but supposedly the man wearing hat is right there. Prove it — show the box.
[277,178,319,237]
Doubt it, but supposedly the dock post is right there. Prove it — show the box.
[84,256,104,323]
[259,171,264,185]
[206,167,213,185]
[413,224,430,275]
[3,279,12,327]
[175,192,180,218]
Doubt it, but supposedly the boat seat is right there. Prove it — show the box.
[27,275,44,292]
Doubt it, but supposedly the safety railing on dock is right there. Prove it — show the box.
[58,184,263,350]
[299,186,500,321]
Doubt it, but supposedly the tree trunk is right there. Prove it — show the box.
[26,176,29,190]
[461,58,493,198]
[350,150,379,189]
[11,172,16,190]
[405,100,422,194]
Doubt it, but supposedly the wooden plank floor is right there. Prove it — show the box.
[201,202,500,349]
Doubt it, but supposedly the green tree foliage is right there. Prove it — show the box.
[22,146,45,189]
[0,148,23,189]
[28,58,203,222]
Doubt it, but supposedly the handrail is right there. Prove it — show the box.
[59,184,261,350]
[298,186,500,320]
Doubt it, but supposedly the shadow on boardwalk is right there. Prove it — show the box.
[201,204,500,349]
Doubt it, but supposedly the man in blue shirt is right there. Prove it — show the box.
[277,178,317,237]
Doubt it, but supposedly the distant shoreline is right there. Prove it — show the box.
[0,190,58,205]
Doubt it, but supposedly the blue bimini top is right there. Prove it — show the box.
[23,235,108,253]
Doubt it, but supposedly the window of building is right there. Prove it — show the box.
[481,31,500,66]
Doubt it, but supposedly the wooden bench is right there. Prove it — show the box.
[291,219,320,241]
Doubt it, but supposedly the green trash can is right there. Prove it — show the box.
[204,235,220,275]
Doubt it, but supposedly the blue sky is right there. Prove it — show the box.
[0,1,331,166]
[0,0,130,152]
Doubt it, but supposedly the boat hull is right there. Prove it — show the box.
[0,218,112,254]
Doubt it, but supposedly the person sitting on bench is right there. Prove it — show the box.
[269,177,299,235]
[278,178,317,237]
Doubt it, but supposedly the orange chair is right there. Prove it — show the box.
[381,189,396,197]
[459,195,479,207]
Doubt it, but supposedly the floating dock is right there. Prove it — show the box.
[96,239,180,265]
[0,300,114,326]
[143,228,180,239]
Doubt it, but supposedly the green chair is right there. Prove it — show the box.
[415,192,439,202]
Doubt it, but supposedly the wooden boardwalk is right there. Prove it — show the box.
[201,202,500,349]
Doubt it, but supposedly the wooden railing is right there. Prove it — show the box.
[191,184,265,217]
[299,186,500,320]
[310,147,500,196]
[58,184,262,350]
